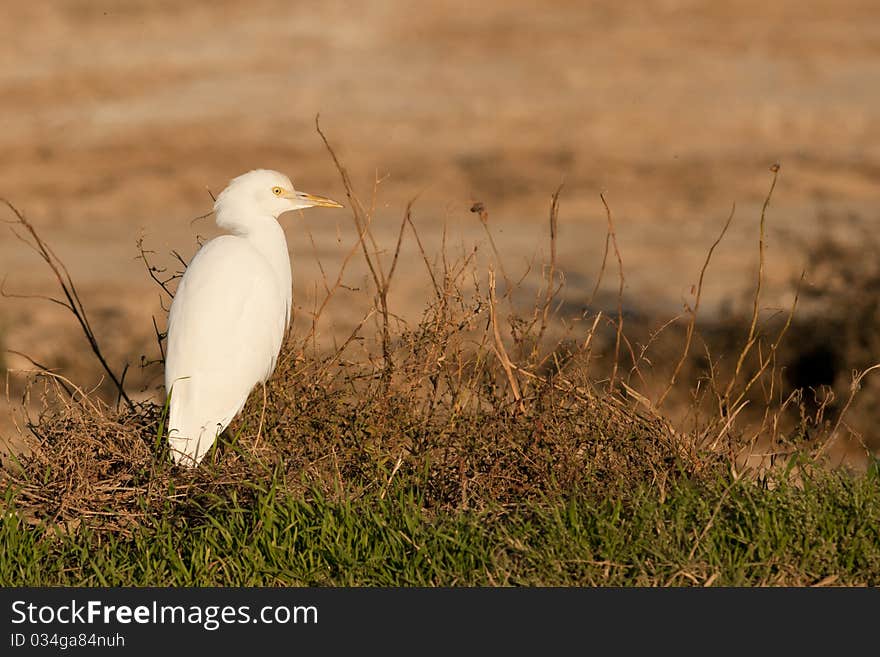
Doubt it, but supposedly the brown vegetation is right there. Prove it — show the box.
[3,138,877,536]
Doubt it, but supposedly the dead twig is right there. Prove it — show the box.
[471,201,512,292]
[656,203,735,408]
[599,193,625,393]
[534,184,564,360]
[316,114,396,376]
[488,269,524,413]
[723,164,780,410]
[1,199,134,411]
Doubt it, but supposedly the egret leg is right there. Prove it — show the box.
[254,381,268,449]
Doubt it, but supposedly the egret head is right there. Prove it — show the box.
[214,169,342,231]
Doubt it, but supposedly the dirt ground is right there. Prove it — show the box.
[1,1,879,453]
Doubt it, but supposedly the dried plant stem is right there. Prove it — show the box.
[656,203,736,409]
[471,202,512,292]
[534,184,564,359]
[599,193,625,392]
[488,269,524,412]
[587,230,611,308]
[379,452,405,500]
[136,237,180,303]
[723,165,780,408]
[1,199,134,411]
[5,349,75,398]
[818,362,880,458]
[315,115,402,376]
[405,212,442,300]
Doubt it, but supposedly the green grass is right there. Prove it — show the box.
[3,466,878,586]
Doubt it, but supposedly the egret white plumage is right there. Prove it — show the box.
[164,169,342,467]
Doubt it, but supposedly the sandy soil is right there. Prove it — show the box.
[1,1,878,450]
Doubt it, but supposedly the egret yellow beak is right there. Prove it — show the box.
[289,190,344,208]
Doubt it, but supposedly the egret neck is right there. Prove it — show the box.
[215,208,293,327]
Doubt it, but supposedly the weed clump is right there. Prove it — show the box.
[2,149,876,548]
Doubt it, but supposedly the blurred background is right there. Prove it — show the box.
[1,1,878,456]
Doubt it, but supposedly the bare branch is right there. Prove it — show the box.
[656,202,736,408]
[1,198,134,410]
[599,193,625,393]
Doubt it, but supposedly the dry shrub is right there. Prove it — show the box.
[1,305,699,532]
[2,143,876,534]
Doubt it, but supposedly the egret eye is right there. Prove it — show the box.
[272,187,284,196]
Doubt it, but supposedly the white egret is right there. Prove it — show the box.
[164,169,342,467]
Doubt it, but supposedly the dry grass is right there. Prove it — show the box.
[1,141,877,544]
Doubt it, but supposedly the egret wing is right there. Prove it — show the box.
[164,236,286,465]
